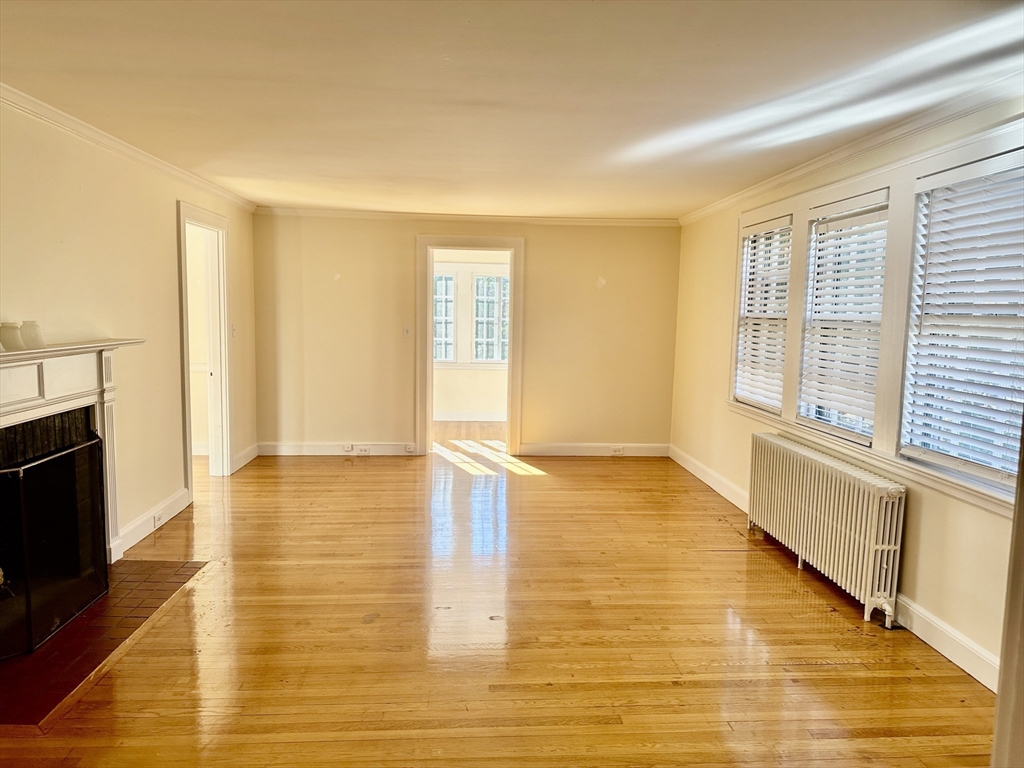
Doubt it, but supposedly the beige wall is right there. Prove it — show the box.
[185,223,210,452]
[0,103,258,532]
[669,102,1022,671]
[254,214,680,448]
[434,367,507,421]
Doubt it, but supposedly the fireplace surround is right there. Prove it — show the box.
[0,339,141,657]
[0,339,142,565]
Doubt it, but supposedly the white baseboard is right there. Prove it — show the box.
[517,443,669,457]
[668,445,749,512]
[192,442,209,456]
[895,593,1000,692]
[258,441,415,456]
[108,487,191,562]
[231,443,258,473]
[434,412,507,422]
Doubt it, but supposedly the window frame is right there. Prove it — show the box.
[900,153,1024,484]
[727,119,1024,517]
[432,272,457,363]
[472,272,510,363]
[733,215,794,414]
[795,189,890,445]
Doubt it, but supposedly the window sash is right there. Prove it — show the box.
[433,275,455,361]
[735,225,792,412]
[474,276,510,362]
[900,164,1024,481]
[798,207,889,442]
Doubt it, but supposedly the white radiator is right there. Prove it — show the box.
[749,433,906,627]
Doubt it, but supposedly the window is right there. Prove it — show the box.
[901,165,1024,480]
[798,202,888,442]
[474,276,510,362]
[735,220,792,413]
[729,126,1023,503]
[433,274,455,361]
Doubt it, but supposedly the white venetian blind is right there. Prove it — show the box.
[735,222,792,412]
[798,205,888,442]
[901,164,1024,480]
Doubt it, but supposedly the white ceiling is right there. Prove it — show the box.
[1,0,1021,219]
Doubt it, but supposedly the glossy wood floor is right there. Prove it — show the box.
[1,453,995,766]
[432,420,507,446]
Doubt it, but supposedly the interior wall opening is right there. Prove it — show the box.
[431,248,512,455]
[178,203,231,485]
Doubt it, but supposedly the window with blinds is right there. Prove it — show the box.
[735,223,792,412]
[901,164,1024,481]
[798,205,888,442]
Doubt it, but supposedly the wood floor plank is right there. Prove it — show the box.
[0,454,995,766]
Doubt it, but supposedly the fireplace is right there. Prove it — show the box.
[0,337,142,658]
[0,408,108,660]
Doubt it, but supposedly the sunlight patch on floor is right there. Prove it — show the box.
[431,438,546,476]
[450,439,546,476]
[431,442,498,475]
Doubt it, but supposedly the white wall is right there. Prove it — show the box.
[0,100,258,548]
[433,257,509,422]
[669,101,1023,688]
[253,214,680,452]
[185,222,210,454]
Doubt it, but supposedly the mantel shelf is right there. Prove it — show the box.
[0,338,144,365]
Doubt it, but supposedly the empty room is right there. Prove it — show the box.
[0,1,1022,766]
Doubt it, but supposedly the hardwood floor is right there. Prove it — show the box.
[1,453,995,766]
[432,420,507,446]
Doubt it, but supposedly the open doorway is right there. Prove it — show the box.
[416,236,525,457]
[177,202,231,492]
[431,248,510,450]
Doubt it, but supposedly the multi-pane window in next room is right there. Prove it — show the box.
[474,276,510,362]
[433,275,455,362]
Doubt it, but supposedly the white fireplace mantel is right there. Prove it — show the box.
[0,338,144,562]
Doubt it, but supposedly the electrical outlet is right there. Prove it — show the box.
[343,443,354,453]
[154,512,165,527]
[611,445,625,456]
[405,444,415,453]
[356,444,371,455]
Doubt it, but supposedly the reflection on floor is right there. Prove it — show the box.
[1,453,997,765]
[432,419,507,446]
[0,559,205,727]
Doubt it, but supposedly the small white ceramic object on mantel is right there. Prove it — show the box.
[19,321,45,350]
[0,322,26,351]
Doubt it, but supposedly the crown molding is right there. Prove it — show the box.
[254,205,680,228]
[677,80,1024,227]
[0,83,256,212]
